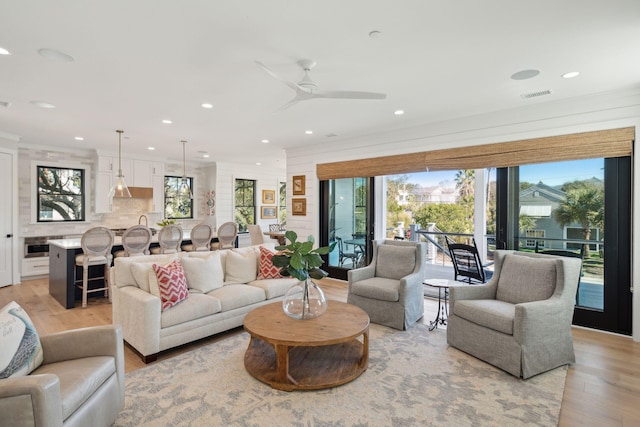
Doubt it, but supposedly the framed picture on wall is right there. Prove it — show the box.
[262,189,276,204]
[291,198,306,216]
[292,175,305,195]
[261,206,277,219]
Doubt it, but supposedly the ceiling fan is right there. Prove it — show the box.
[256,59,387,110]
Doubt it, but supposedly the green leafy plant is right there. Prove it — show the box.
[156,218,176,227]
[271,230,336,281]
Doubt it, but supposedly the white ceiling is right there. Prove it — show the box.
[1,0,639,169]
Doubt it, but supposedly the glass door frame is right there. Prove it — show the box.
[495,157,632,334]
[319,178,375,281]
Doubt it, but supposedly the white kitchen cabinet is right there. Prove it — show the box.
[133,160,153,187]
[151,162,164,213]
[21,257,50,278]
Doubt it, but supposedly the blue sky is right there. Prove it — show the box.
[398,158,604,188]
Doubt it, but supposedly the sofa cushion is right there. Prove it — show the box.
[130,258,175,293]
[496,254,558,304]
[206,284,266,311]
[350,277,401,302]
[224,249,258,284]
[114,254,177,289]
[0,301,43,378]
[31,356,115,421]
[375,245,416,280]
[453,299,516,335]
[153,260,189,310]
[181,252,224,293]
[160,293,222,329]
[257,246,283,279]
[248,277,298,299]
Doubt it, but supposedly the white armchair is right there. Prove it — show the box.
[0,325,125,427]
[347,239,426,330]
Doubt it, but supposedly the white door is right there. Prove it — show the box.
[0,152,12,286]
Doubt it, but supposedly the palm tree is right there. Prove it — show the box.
[455,169,475,202]
[553,184,604,257]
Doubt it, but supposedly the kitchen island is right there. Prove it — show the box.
[48,230,225,309]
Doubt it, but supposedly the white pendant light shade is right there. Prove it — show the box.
[180,140,193,198]
[108,130,132,198]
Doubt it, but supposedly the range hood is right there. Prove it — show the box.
[128,187,153,198]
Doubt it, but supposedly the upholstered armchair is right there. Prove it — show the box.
[0,325,125,427]
[347,239,426,330]
[447,250,582,379]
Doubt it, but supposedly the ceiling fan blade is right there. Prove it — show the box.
[255,61,300,92]
[314,90,387,100]
[275,97,301,112]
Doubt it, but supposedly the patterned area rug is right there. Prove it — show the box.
[115,323,566,427]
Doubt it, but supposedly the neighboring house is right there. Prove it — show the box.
[519,182,601,251]
[397,185,458,206]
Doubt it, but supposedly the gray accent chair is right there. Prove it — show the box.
[447,250,582,379]
[0,325,124,427]
[347,239,426,330]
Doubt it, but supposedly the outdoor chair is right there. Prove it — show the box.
[337,236,360,268]
[347,239,426,330]
[446,236,493,284]
[447,250,582,378]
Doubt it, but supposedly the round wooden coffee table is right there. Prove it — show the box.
[243,300,370,391]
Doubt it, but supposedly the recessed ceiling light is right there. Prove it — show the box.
[394,110,404,115]
[261,139,269,143]
[147,146,156,150]
[201,103,213,109]
[30,101,56,109]
[256,162,262,166]
[305,130,313,135]
[74,136,84,141]
[510,69,540,80]
[562,71,580,79]
[203,154,210,158]
[162,119,172,124]
[0,47,10,55]
[37,48,74,62]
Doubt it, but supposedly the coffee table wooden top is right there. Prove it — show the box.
[244,300,369,346]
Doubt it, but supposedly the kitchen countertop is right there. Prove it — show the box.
[48,229,206,249]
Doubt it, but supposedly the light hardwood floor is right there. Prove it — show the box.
[1,278,639,426]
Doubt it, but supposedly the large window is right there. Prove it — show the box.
[279,181,286,223]
[37,165,85,222]
[164,176,193,219]
[235,179,255,233]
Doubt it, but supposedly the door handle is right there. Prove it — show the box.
[5,234,12,238]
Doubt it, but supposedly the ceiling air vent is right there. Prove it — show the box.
[520,89,552,100]
[0,101,12,108]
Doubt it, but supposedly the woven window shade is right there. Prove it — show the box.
[316,127,634,180]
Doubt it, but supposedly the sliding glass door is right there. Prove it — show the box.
[319,178,374,280]
[496,157,632,334]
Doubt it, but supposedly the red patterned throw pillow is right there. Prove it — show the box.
[257,246,283,279]
[152,260,189,310]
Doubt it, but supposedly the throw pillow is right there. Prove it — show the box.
[225,249,258,284]
[0,301,44,379]
[181,252,224,293]
[257,246,283,279]
[152,260,189,310]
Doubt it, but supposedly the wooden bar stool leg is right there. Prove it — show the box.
[82,265,89,308]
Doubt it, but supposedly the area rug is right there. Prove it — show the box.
[115,324,566,427]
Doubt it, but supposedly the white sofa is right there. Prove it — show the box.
[111,243,298,363]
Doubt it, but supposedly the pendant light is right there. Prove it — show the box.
[179,140,193,198]
[108,130,131,198]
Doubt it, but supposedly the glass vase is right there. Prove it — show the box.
[282,279,328,320]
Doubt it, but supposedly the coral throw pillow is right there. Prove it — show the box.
[257,246,283,279]
[152,260,189,310]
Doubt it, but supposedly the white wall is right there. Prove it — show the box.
[285,88,640,341]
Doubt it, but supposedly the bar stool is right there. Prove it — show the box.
[150,224,183,254]
[211,221,238,250]
[114,225,152,257]
[181,223,213,252]
[75,227,114,308]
